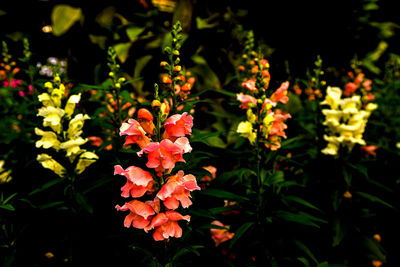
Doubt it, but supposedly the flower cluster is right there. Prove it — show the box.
[37,57,67,77]
[236,49,291,150]
[35,75,98,177]
[343,69,374,102]
[115,107,200,241]
[320,86,378,156]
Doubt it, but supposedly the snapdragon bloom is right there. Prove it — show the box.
[242,79,258,92]
[144,211,190,241]
[114,165,155,197]
[269,111,291,139]
[163,112,193,139]
[210,220,235,246]
[138,108,155,135]
[270,81,289,104]
[137,138,191,175]
[156,170,200,209]
[119,118,151,149]
[115,200,156,229]
[237,93,257,109]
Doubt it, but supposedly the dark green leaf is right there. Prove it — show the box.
[355,192,394,209]
[28,178,64,196]
[201,189,249,201]
[229,222,254,248]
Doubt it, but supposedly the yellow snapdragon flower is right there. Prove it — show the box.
[37,106,65,133]
[67,114,90,139]
[0,160,12,184]
[64,93,81,118]
[35,128,60,150]
[320,86,342,109]
[75,152,99,174]
[237,121,257,144]
[59,137,88,162]
[37,154,66,178]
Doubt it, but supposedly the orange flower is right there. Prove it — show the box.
[138,108,155,135]
[156,170,200,209]
[115,200,156,229]
[137,138,191,175]
[88,136,103,147]
[119,119,151,149]
[269,110,291,139]
[210,220,234,246]
[360,145,378,157]
[237,93,257,109]
[145,211,190,241]
[114,165,155,198]
[372,260,383,267]
[200,166,217,182]
[270,81,289,104]
[163,112,193,139]
[242,79,258,92]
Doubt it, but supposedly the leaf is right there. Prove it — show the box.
[3,193,17,204]
[297,257,311,267]
[51,5,82,36]
[75,192,93,214]
[199,224,229,230]
[126,26,145,41]
[317,262,329,267]
[332,219,345,247]
[218,168,256,184]
[28,178,64,196]
[294,240,318,264]
[283,196,321,212]
[363,237,386,262]
[0,204,15,211]
[229,222,254,248]
[264,171,284,186]
[200,189,249,201]
[209,206,237,215]
[114,42,132,63]
[196,17,216,29]
[276,211,320,228]
[39,201,64,210]
[355,192,394,209]
[188,208,214,219]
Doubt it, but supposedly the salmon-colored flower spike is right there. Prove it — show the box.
[115,200,156,229]
[237,93,257,109]
[114,165,155,198]
[137,137,192,176]
[145,211,190,241]
[157,170,200,209]
[137,108,155,135]
[210,220,235,247]
[119,118,151,149]
[163,112,194,139]
[270,81,289,104]
[242,79,258,92]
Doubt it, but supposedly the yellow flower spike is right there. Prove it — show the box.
[38,93,53,107]
[365,103,378,112]
[44,82,53,92]
[37,106,65,134]
[54,75,61,84]
[246,109,256,124]
[237,121,257,144]
[340,95,361,115]
[67,114,90,139]
[34,128,61,150]
[59,137,88,162]
[321,86,342,110]
[59,83,65,95]
[75,151,99,174]
[0,160,12,184]
[64,93,81,118]
[36,154,66,177]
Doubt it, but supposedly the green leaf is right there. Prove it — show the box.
[28,178,64,196]
[201,189,249,201]
[196,17,216,29]
[0,204,15,211]
[276,211,320,228]
[264,171,284,186]
[75,192,93,214]
[114,42,132,63]
[355,191,394,209]
[199,224,229,230]
[332,219,345,247]
[229,222,254,248]
[51,5,82,36]
[294,240,318,264]
[297,257,311,267]
[283,195,321,212]
[39,201,64,210]
[3,193,17,204]
[126,26,145,41]
[363,237,386,262]
[317,262,329,267]
[188,208,214,219]
[209,206,237,215]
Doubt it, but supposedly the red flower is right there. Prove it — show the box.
[119,119,151,149]
[344,82,358,96]
[163,112,193,139]
[145,211,190,241]
[114,165,155,198]
[200,166,217,182]
[269,111,291,139]
[115,200,155,229]
[237,93,257,109]
[157,170,200,209]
